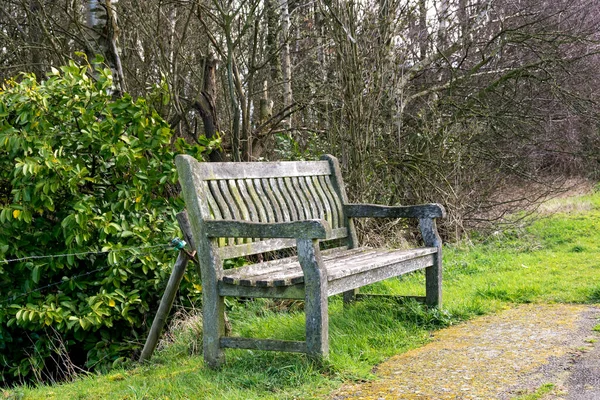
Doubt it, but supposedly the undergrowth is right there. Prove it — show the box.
[5,191,600,399]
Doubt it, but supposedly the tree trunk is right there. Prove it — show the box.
[280,0,293,131]
[85,0,126,96]
[28,0,42,78]
[265,0,281,83]
[437,0,449,49]
[196,57,224,162]
[458,0,469,40]
[418,0,428,61]
[242,17,260,161]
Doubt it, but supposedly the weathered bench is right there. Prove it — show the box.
[175,154,445,368]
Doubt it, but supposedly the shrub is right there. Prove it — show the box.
[0,61,211,384]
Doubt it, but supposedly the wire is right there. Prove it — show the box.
[1,245,172,305]
[0,243,171,265]
[4,266,109,304]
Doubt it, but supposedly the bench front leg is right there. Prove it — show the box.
[419,218,442,307]
[297,238,329,359]
[203,289,226,368]
[197,238,226,368]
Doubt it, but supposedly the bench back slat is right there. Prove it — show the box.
[217,227,349,259]
[175,155,350,259]
[194,160,331,180]
[204,177,346,230]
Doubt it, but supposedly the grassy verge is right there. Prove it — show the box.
[6,191,600,400]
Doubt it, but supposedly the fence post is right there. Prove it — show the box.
[139,211,195,362]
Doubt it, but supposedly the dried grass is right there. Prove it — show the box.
[156,306,203,355]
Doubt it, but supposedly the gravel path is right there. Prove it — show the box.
[332,304,600,400]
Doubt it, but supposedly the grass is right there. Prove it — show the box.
[5,190,600,399]
[512,383,556,400]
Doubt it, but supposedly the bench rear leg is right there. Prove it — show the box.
[425,251,442,307]
[420,218,443,308]
[342,289,358,304]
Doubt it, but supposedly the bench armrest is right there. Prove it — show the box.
[344,203,446,219]
[204,219,332,239]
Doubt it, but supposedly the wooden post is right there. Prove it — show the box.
[139,250,191,362]
[139,212,195,362]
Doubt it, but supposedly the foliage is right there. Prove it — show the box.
[0,61,213,384]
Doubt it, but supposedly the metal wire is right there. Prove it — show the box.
[0,243,171,265]
[0,243,174,305]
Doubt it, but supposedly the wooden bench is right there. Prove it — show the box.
[175,154,445,368]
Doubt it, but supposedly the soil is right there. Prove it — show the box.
[331,304,600,400]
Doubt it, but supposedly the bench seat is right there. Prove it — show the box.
[221,247,437,288]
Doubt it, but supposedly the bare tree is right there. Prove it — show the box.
[1,0,599,235]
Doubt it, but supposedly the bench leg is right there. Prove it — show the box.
[342,289,358,305]
[298,238,329,359]
[420,218,443,308]
[203,293,226,368]
[305,285,329,359]
[425,250,442,307]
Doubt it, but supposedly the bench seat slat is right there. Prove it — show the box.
[326,248,436,280]
[239,247,369,287]
[220,247,437,287]
[327,254,435,296]
[221,246,362,285]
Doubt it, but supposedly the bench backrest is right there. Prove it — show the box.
[175,154,357,260]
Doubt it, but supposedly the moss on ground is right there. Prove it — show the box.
[333,304,599,399]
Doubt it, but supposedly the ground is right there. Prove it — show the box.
[332,304,600,400]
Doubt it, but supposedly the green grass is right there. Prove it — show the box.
[512,383,556,400]
[6,191,600,399]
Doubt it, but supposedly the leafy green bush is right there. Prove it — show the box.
[0,62,210,383]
